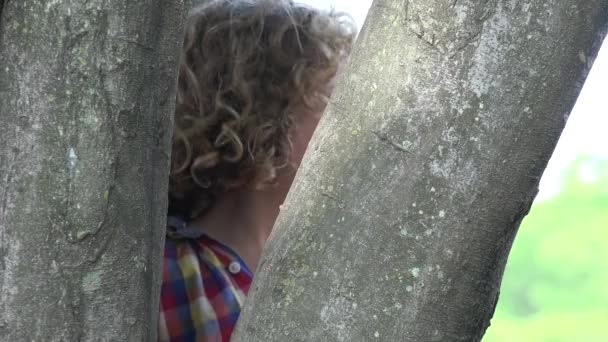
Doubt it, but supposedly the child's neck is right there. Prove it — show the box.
[190,186,284,272]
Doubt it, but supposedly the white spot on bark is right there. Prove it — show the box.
[411,268,420,278]
[319,295,354,342]
[438,210,445,218]
[455,5,468,24]
[82,270,103,294]
[1,239,21,319]
[76,230,89,240]
[67,148,78,170]
[44,0,62,12]
[441,126,459,145]
[578,51,587,63]
[468,6,511,97]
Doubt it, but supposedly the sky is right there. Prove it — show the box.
[301,0,607,200]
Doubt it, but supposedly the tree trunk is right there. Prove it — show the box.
[0,1,187,340]
[233,0,608,341]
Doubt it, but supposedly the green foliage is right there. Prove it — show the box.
[483,156,608,341]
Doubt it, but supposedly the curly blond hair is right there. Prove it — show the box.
[169,0,355,219]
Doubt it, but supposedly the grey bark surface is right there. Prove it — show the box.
[0,1,187,341]
[233,0,608,341]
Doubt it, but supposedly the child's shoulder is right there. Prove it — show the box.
[159,219,253,342]
[162,216,253,291]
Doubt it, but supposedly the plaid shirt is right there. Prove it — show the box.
[159,217,252,342]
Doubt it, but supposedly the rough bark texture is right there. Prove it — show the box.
[0,1,187,340]
[0,1,6,26]
[234,0,608,341]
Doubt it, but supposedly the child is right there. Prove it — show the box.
[159,1,355,341]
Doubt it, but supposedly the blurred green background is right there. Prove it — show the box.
[483,156,608,341]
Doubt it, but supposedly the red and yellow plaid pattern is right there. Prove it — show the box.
[159,232,252,342]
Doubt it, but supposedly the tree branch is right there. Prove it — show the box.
[233,0,608,340]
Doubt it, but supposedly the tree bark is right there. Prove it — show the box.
[0,1,187,340]
[233,0,608,341]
